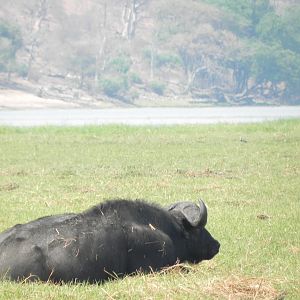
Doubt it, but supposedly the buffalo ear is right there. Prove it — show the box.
[167,200,207,228]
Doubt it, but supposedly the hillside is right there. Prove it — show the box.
[0,0,299,107]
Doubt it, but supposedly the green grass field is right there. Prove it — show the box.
[0,120,299,299]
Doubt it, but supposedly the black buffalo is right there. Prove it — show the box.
[0,199,220,283]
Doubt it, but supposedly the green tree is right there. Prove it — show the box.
[154,0,226,93]
[68,52,95,89]
[107,54,131,74]
[244,42,300,99]
[149,81,165,95]
[280,7,300,53]
[256,11,282,41]
[202,0,271,35]
[0,21,22,80]
[253,6,300,99]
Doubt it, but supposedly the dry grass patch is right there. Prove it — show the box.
[176,168,234,178]
[206,275,285,300]
[0,182,19,191]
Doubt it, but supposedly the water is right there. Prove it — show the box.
[0,106,299,126]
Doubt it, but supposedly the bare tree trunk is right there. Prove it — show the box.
[150,42,155,80]
[233,63,249,94]
[27,0,48,80]
[128,1,137,39]
[122,0,130,39]
[79,70,84,89]
[183,66,206,94]
[7,59,12,82]
[94,1,107,89]
[122,0,136,39]
[184,69,197,94]
[122,0,147,40]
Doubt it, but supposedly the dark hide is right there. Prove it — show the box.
[0,199,220,283]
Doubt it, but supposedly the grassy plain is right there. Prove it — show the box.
[0,120,299,299]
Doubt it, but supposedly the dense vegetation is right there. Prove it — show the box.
[204,0,300,100]
[0,120,299,298]
[0,22,23,79]
[0,0,299,104]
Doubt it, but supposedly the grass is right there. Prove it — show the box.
[0,120,299,299]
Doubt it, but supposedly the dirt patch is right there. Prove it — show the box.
[206,275,285,300]
[0,88,200,110]
[289,245,300,255]
[176,168,237,179]
[0,182,19,191]
[257,213,271,220]
[0,89,79,109]
[0,89,115,109]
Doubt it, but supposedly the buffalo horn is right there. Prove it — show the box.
[167,200,208,227]
[198,199,207,227]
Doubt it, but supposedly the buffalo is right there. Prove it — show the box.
[0,199,220,283]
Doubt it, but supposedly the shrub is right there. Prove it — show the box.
[100,76,128,97]
[149,81,166,95]
[129,90,139,100]
[108,55,131,74]
[142,48,181,68]
[15,63,28,78]
[129,72,143,84]
[156,53,181,68]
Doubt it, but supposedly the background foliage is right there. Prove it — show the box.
[0,0,299,104]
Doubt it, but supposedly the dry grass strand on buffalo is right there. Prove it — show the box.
[206,275,286,300]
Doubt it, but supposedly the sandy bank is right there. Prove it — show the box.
[0,89,116,109]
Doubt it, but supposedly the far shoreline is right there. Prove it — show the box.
[1,88,296,111]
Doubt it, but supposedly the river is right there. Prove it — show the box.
[0,106,299,126]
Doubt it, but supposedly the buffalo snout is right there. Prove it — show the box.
[208,239,220,259]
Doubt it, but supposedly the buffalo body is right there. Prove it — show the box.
[0,199,220,282]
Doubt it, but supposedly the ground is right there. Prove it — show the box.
[0,89,118,109]
[0,122,299,299]
[0,88,211,109]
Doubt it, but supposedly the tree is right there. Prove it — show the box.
[279,6,300,53]
[154,0,226,94]
[107,54,131,74]
[174,34,207,93]
[68,51,96,89]
[202,0,271,35]
[256,11,282,41]
[121,0,148,40]
[0,21,22,80]
[253,5,300,99]
[100,76,128,98]
[94,1,108,88]
[26,0,48,80]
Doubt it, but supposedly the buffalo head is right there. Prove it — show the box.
[167,200,220,263]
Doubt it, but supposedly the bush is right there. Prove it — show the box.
[149,81,166,95]
[108,55,131,74]
[129,90,139,100]
[0,21,22,76]
[143,48,181,68]
[129,72,143,84]
[100,76,128,97]
[156,53,181,68]
[0,62,7,72]
[69,54,96,78]
[15,63,28,78]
